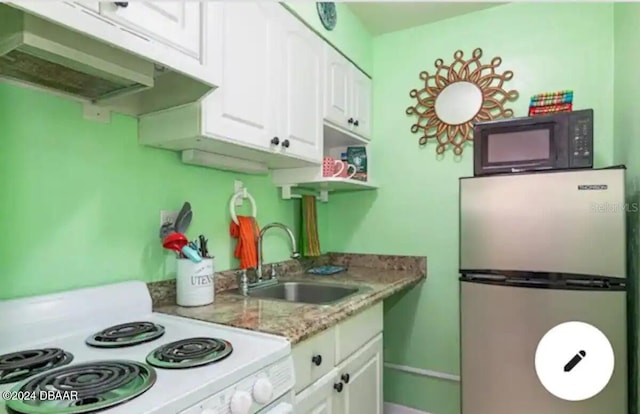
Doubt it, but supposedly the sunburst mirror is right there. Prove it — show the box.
[406,48,518,155]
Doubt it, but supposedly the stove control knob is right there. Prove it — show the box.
[252,378,274,404]
[229,390,252,414]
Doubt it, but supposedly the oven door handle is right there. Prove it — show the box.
[262,402,293,413]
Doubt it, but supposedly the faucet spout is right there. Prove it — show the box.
[257,222,299,280]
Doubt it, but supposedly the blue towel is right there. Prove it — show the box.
[307,266,346,275]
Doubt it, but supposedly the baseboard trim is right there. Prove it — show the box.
[384,363,461,382]
[384,402,430,414]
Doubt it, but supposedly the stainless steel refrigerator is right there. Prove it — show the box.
[459,167,628,413]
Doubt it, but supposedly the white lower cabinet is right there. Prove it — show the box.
[295,370,337,414]
[332,335,383,414]
[293,304,383,414]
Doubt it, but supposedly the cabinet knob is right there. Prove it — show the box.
[333,382,343,393]
[270,137,280,145]
[341,373,350,384]
[348,118,354,125]
[282,139,290,148]
[354,120,359,127]
[311,354,322,366]
[114,2,129,7]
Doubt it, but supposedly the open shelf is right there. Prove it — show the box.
[272,123,376,202]
[292,178,377,192]
[324,123,369,148]
[278,178,377,202]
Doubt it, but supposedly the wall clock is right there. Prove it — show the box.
[317,2,337,31]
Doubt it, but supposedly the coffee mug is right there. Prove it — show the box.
[322,157,341,177]
[334,160,357,179]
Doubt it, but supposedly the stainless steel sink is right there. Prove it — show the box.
[246,281,361,304]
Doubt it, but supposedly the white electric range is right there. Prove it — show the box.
[0,281,294,414]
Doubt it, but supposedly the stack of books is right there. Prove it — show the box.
[528,90,573,116]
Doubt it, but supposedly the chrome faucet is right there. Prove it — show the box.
[257,223,300,282]
[236,222,300,296]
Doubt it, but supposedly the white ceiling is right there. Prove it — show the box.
[347,2,506,35]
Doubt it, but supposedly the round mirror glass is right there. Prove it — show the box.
[434,81,483,125]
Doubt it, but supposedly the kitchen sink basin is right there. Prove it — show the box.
[247,282,361,304]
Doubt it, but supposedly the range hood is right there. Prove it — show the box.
[0,5,212,116]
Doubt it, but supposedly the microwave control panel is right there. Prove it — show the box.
[569,112,593,168]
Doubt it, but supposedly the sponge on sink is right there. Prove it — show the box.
[307,266,347,275]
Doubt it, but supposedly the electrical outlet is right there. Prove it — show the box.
[160,210,179,226]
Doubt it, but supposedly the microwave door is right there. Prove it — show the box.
[478,123,558,175]
[459,168,626,279]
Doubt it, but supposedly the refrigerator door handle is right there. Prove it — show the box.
[460,273,507,282]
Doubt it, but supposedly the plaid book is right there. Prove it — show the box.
[530,90,574,101]
[530,95,573,107]
[528,103,573,116]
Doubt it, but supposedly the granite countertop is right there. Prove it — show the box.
[152,254,425,344]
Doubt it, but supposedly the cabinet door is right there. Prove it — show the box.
[323,46,352,130]
[332,334,383,414]
[275,9,324,162]
[295,372,337,414]
[202,3,278,151]
[99,2,201,57]
[350,68,372,140]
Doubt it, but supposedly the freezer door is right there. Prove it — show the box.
[460,168,626,278]
[460,282,627,414]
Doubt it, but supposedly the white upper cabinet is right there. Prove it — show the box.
[351,70,372,140]
[9,1,214,86]
[98,2,201,58]
[139,2,324,170]
[202,2,277,152]
[323,45,372,140]
[275,8,324,162]
[202,3,322,162]
[324,46,351,129]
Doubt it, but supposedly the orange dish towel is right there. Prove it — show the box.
[230,216,260,269]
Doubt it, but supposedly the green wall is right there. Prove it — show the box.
[284,2,373,74]
[0,5,373,300]
[0,83,302,299]
[613,4,640,413]
[326,3,616,413]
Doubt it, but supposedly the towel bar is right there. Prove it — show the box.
[229,188,257,225]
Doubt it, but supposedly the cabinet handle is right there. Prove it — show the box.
[282,139,290,148]
[354,120,359,127]
[270,137,280,145]
[348,118,354,125]
[311,354,322,366]
[341,373,350,384]
[333,382,343,393]
[114,2,129,7]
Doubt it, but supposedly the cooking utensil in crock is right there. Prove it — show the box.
[162,233,202,263]
[174,202,192,234]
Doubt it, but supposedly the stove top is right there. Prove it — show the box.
[86,322,165,348]
[0,281,292,414]
[0,348,73,385]
[146,337,233,369]
[6,360,156,414]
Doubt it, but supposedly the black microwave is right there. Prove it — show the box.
[473,109,593,176]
